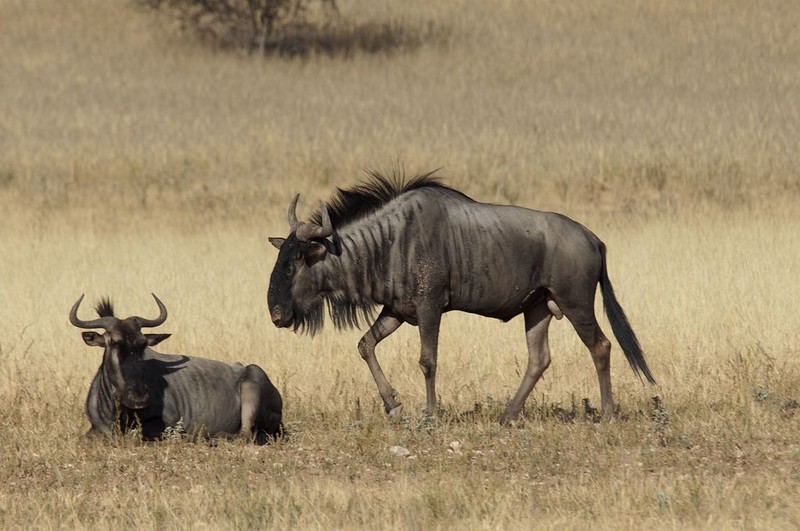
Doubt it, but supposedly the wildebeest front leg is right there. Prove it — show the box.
[500,303,553,424]
[358,308,404,416]
[85,426,112,441]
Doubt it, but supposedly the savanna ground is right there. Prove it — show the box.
[2,0,799,528]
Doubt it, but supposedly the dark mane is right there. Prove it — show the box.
[293,170,471,335]
[95,297,115,318]
[310,170,468,228]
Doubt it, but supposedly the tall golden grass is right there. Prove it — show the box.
[1,0,799,528]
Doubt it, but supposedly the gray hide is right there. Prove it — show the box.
[72,295,283,443]
[268,174,654,423]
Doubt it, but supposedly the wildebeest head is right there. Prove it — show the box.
[268,194,334,333]
[70,294,170,409]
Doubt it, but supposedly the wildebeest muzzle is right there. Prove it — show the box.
[122,386,150,410]
[270,307,293,328]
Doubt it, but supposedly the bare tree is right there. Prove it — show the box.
[141,0,441,57]
[142,0,338,53]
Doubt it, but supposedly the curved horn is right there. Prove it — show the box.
[295,201,333,241]
[69,294,115,330]
[136,293,168,328]
[287,194,300,232]
[319,200,332,236]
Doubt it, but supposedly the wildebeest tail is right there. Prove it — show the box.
[598,242,656,384]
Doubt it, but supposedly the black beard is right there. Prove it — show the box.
[325,293,376,330]
[292,299,325,336]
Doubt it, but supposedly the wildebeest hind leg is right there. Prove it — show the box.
[500,303,552,424]
[358,308,404,416]
[561,304,614,420]
[590,329,614,420]
[239,365,283,443]
[417,309,442,417]
[238,378,261,442]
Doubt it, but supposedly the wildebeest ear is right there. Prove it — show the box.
[303,241,328,265]
[145,333,171,346]
[268,237,285,250]
[82,331,106,347]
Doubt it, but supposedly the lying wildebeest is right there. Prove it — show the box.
[268,172,655,423]
[70,294,283,443]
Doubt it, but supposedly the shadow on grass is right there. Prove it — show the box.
[449,395,608,426]
[252,20,449,58]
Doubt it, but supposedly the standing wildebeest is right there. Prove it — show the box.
[70,294,283,443]
[267,172,655,423]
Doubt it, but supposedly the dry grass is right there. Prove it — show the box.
[1,0,799,528]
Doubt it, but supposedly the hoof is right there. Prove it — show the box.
[498,410,519,426]
[388,404,404,418]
